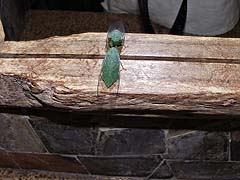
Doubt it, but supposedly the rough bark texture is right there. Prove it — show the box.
[0,33,239,125]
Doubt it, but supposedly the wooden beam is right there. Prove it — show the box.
[0,33,239,123]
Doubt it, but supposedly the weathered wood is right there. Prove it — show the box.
[0,33,239,122]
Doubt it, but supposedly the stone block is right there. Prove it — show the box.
[166,131,228,160]
[97,128,166,155]
[168,160,240,180]
[30,116,98,155]
[0,149,18,168]
[11,152,88,174]
[78,155,171,178]
[0,113,46,153]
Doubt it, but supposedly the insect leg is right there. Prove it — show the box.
[105,38,110,52]
[120,62,126,71]
[97,68,103,96]
[116,71,121,96]
[122,36,127,50]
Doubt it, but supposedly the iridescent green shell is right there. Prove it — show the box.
[106,21,125,52]
[107,29,124,49]
[102,47,120,88]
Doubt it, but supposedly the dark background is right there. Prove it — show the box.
[30,0,104,11]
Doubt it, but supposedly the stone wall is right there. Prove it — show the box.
[0,112,238,179]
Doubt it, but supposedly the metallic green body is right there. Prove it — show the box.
[106,20,125,53]
[102,47,120,88]
[106,29,124,52]
[99,21,125,90]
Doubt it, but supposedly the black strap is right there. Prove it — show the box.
[170,0,187,35]
[138,0,155,34]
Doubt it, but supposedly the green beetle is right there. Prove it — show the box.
[101,47,121,88]
[97,21,125,94]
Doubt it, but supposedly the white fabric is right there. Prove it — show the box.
[102,0,240,35]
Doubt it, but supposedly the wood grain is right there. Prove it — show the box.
[0,33,239,122]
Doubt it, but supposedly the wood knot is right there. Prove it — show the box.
[222,99,237,107]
